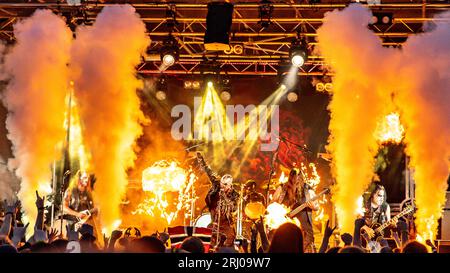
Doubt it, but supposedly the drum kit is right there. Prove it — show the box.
[193,201,266,228]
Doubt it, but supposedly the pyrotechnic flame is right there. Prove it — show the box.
[63,82,91,171]
[265,202,300,230]
[313,195,329,222]
[375,113,405,144]
[300,163,321,188]
[133,160,197,225]
[355,196,365,216]
[278,171,288,184]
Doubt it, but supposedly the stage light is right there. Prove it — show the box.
[289,39,308,68]
[156,77,168,101]
[184,80,201,90]
[370,12,393,25]
[156,90,167,101]
[184,81,193,89]
[291,55,305,67]
[324,83,333,92]
[162,54,175,66]
[160,36,179,67]
[287,90,298,102]
[220,90,231,101]
[219,76,232,101]
[207,81,213,88]
[192,81,200,89]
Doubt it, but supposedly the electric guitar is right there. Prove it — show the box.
[74,208,98,231]
[362,205,414,241]
[288,188,330,218]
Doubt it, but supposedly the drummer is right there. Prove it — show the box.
[242,180,266,241]
[243,180,266,208]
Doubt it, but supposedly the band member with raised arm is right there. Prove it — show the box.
[62,170,97,231]
[196,152,240,248]
[272,168,319,253]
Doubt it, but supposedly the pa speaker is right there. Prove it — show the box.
[204,1,234,51]
[438,240,450,253]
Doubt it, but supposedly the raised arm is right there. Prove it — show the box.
[0,200,19,237]
[35,191,45,231]
[196,152,220,187]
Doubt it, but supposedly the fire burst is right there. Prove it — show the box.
[132,160,197,225]
[265,202,300,230]
[375,113,405,144]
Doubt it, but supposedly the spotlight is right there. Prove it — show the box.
[219,76,232,101]
[324,83,333,92]
[156,77,168,101]
[287,90,299,102]
[192,81,200,89]
[220,90,231,101]
[184,80,193,89]
[370,12,393,25]
[289,39,308,68]
[207,81,213,88]
[162,54,175,66]
[156,90,167,101]
[184,80,201,90]
[160,36,179,67]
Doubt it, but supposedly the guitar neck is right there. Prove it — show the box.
[376,209,410,232]
[288,189,328,217]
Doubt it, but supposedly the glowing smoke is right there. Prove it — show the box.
[317,4,450,237]
[70,5,150,232]
[316,4,395,233]
[0,156,20,202]
[0,10,72,228]
[395,12,450,241]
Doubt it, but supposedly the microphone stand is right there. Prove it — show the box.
[265,138,281,203]
[59,171,70,237]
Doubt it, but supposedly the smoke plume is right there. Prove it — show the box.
[395,12,450,240]
[0,10,72,228]
[317,4,450,238]
[70,5,150,232]
[316,4,396,233]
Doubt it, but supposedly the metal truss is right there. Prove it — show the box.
[0,1,449,76]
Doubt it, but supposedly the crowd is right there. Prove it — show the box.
[0,194,434,254]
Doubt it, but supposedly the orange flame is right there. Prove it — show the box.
[264,202,300,230]
[375,113,405,144]
[132,160,197,225]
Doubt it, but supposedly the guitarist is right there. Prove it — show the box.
[272,168,319,253]
[62,170,97,231]
[360,183,397,240]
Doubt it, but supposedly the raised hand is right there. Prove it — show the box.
[47,228,59,243]
[33,228,48,243]
[5,199,20,215]
[11,223,29,247]
[324,220,337,238]
[35,191,44,209]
